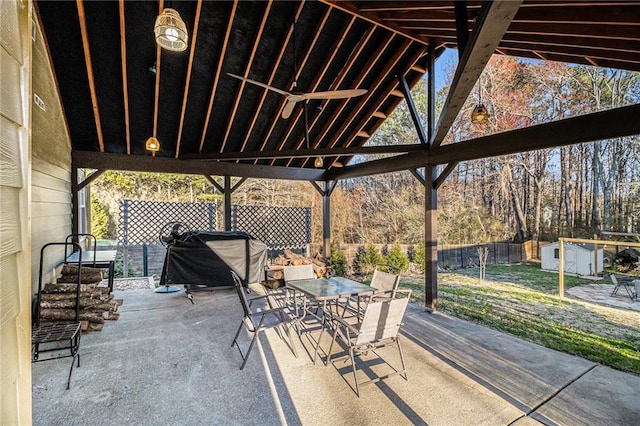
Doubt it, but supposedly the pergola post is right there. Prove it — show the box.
[425,166,438,311]
[224,175,232,231]
[310,180,336,260]
[425,41,438,311]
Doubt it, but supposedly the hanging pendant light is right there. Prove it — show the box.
[471,76,490,125]
[314,156,323,168]
[154,8,188,52]
[145,136,160,153]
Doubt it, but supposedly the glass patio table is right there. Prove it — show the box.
[285,277,376,362]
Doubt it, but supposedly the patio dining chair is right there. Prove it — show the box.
[339,267,402,320]
[610,274,637,301]
[325,289,412,397]
[230,270,297,370]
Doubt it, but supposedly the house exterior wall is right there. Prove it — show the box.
[0,0,33,422]
[30,9,73,290]
[541,242,604,276]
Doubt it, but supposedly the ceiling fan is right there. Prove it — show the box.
[227,73,367,119]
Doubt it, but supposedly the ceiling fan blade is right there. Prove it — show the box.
[227,73,290,97]
[302,88,368,100]
[282,99,298,119]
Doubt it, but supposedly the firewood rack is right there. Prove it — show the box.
[32,241,83,389]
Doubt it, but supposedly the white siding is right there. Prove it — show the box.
[0,0,32,423]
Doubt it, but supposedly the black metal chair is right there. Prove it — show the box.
[230,270,297,370]
[32,242,83,389]
[610,274,637,301]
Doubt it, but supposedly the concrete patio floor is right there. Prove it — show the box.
[32,286,640,425]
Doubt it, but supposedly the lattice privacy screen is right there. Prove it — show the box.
[232,205,311,250]
[119,200,216,244]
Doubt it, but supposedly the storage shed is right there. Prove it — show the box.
[541,242,604,276]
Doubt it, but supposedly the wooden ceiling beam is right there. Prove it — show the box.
[293,29,389,168]
[254,0,305,159]
[219,0,273,153]
[431,0,522,149]
[358,1,455,13]
[319,0,429,45]
[76,0,105,153]
[175,0,202,158]
[238,1,305,154]
[283,23,375,167]
[502,32,640,54]
[181,143,427,161]
[498,40,640,65]
[269,7,334,164]
[327,47,428,168]
[118,0,130,155]
[328,103,640,180]
[198,0,238,153]
[72,151,325,181]
[496,47,640,72]
[303,36,409,168]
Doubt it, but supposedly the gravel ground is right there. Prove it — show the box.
[111,277,157,291]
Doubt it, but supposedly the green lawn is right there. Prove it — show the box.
[398,263,640,375]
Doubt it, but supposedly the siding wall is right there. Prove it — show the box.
[30,10,73,290]
[0,0,32,422]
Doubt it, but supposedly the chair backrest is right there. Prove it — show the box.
[356,296,409,346]
[231,270,253,321]
[371,269,401,293]
[610,274,618,286]
[283,264,315,281]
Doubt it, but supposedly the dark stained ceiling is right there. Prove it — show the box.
[34,0,640,181]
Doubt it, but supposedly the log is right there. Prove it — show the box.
[283,249,302,259]
[88,322,104,332]
[43,283,97,293]
[39,309,105,324]
[40,298,105,309]
[86,302,119,312]
[41,291,103,301]
[312,258,328,268]
[273,255,287,266]
[268,270,284,280]
[104,311,120,321]
[58,270,103,284]
[61,264,104,276]
[114,298,124,306]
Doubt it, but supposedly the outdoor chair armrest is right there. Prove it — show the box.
[333,315,361,335]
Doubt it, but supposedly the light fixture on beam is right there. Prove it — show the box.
[154,8,188,52]
[145,136,160,153]
[471,104,489,124]
[314,156,323,168]
[471,76,490,125]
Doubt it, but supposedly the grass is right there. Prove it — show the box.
[399,263,640,375]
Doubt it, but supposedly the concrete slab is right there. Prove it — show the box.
[32,288,640,425]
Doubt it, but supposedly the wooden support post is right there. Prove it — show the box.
[425,165,438,311]
[559,238,565,299]
[224,175,231,231]
[71,165,80,236]
[322,181,336,260]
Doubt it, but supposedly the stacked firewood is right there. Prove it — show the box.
[38,265,122,332]
[264,249,333,289]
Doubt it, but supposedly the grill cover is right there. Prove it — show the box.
[160,231,267,288]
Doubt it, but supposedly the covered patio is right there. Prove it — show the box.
[2,1,640,423]
[32,287,639,425]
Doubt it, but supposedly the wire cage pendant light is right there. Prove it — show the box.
[154,8,188,52]
[471,77,490,125]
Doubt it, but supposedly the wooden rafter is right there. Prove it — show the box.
[238,1,306,154]
[324,46,425,168]
[118,0,130,155]
[268,6,333,162]
[198,0,238,153]
[175,0,202,158]
[320,0,428,45]
[76,0,105,152]
[219,0,273,153]
[152,0,163,157]
[298,33,398,168]
[282,19,370,167]
[252,0,304,159]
